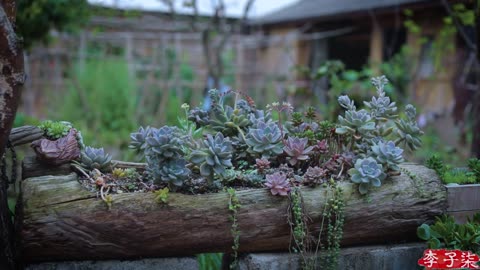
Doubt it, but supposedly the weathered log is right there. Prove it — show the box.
[8,126,43,146]
[21,156,72,180]
[20,163,447,262]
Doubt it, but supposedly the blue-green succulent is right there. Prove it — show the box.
[245,120,283,159]
[190,132,233,181]
[364,76,397,120]
[188,107,210,127]
[371,141,404,171]
[150,159,191,187]
[338,95,356,111]
[395,104,423,151]
[208,89,251,137]
[145,126,184,162]
[129,126,152,152]
[336,109,375,135]
[80,146,112,172]
[348,157,387,194]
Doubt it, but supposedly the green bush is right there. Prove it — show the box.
[50,58,137,154]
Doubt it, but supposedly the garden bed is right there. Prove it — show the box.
[446,183,480,223]
[19,160,445,262]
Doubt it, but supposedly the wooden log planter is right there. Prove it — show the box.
[19,159,447,262]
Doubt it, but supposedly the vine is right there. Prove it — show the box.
[288,187,311,268]
[322,181,345,270]
[288,181,345,270]
[227,187,241,269]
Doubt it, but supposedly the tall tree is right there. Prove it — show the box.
[0,0,24,269]
[171,0,254,90]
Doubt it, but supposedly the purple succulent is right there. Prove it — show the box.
[255,158,271,174]
[265,172,291,196]
[283,137,314,166]
[303,166,328,186]
[316,139,329,154]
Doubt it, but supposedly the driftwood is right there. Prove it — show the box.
[19,162,447,262]
[21,156,72,180]
[8,126,43,146]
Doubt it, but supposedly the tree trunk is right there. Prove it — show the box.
[20,163,447,262]
[474,2,480,158]
[0,1,24,269]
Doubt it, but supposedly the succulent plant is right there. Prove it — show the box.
[290,112,304,127]
[187,107,210,127]
[265,172,290,196]
[338,95,356,111]
[150,159,191,187]
[255,158,271,174]
[336,109,375,135]
[190,132,233,181]
[236,99,255,114]
[364,77,397,120]
[39,120,72,140]
[323,152,354,176]
[395,104,423,151]
[112,168,127,178]
[371,141,404,171]
[129,126,153,152]
[283,136,314,166]
[303,166,328,187]
[348,157,386,194]
[207,89,251,137]
[246,120,283,159]
[80,146,112,172]
[315,139,329,154]
[145,126,184,162]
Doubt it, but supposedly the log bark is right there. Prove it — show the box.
[21,156,72,180]
[8,126,43,147]
[20,163,447,262]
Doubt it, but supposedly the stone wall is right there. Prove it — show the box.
[27,243,426,270]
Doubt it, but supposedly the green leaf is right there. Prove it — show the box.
[417,224,431,240]
[428,237,441,249]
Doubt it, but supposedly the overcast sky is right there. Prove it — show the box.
[88,0,298,18]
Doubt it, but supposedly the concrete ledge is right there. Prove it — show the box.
[26,257,199,270]
[239,243,426,270]
[25,243,427,270]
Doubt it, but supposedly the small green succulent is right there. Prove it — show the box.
[190,132,233,182]
[468,158,480,181]
[80,146,112,172]
[38,120,72,140]
[245,120,283,159]
[348,157,386,194]
[371,141,404,171]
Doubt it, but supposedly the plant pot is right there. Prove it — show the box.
[19,161,446,262]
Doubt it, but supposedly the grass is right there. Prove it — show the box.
[197,253,223,270]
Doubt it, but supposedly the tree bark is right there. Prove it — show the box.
[473,1,480,158]
[20,163,447,262]
[0,1,24,269]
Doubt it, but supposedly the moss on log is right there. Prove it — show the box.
[20,163,446,262]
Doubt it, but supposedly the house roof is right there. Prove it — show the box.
[255,0,431,25]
